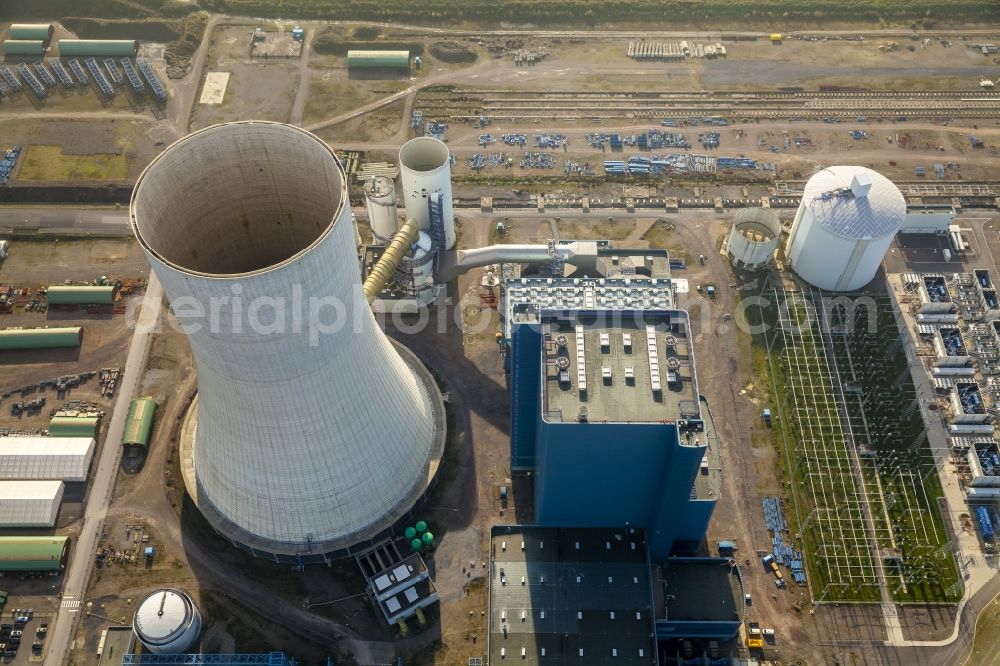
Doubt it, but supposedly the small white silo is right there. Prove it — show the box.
[133,589,202,654]
[784,166,905,291]
[364,175,399,243]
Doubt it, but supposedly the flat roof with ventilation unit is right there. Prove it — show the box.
[489,526,657,666]
[541,311,700,424]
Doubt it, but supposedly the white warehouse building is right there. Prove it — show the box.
[785,166,906,291]
[0,437,96,482]
[0,480,65,527]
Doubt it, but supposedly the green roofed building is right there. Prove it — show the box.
[0,327,82,350]
[0,536,69,571]
[9,24,54,43]
[347,50,410,69]
[48,416,99,438]
[2,40,46,56]
[57,40,138,57]
[123,398,157,449]
[46,285,118,306]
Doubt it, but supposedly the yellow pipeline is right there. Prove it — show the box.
[363,218,421,303]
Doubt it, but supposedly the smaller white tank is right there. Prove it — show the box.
[364,175,399,243]
[133,589,202,655]
[725,208,781,270]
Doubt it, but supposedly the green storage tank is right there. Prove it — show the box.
[404,526,417,539]
[421,532,434,547]
[410,538,423,552]
[46,285,119,306]
[415,520,427,534]
[122,398,157,449]
[347,50,409,69]
[57,40,139,57]
[9,24,54,43]
[2,40,46,56]
[0,327,82,350]
[0,536,69,572]
[48,415,99,437]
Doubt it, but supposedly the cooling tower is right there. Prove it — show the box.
[399,137,455,250]
[130,122,445,561]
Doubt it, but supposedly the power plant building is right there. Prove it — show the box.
[130,122,445,563]
[785,166,906,291]
[506,277,720,559]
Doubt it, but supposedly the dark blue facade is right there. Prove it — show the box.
[509,320,717,560]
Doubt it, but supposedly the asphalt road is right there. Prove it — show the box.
[0,206,131,236]
[44,275,163,666]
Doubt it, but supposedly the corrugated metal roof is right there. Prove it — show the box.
[123,398,157,448]
[0,437,96,481]
[0,536,68,570]
[48,416,99,437]
[0,480,64,527]
[802,166,906,240]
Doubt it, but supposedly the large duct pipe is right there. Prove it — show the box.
[130,122,443,558]
[363,218,421,303]
[437,241,594,282]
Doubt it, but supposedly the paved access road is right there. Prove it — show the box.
[0,206,130,236]
[44,275,163,666]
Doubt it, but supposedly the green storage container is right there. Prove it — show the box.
[46,285,118,306]
[347,50,409,69]
[9,24,54,43]
[421,532,434,546]
[48,416,99,437]
[410,538,423,552]
[2,40,46,56]
[122,398,157,449]
[415,520,427,534]
[57,40,139,57]
[0,327,82,350]
[404,526,417,540]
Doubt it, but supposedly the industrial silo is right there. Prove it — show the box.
[130,122,445,561]
[784,166,905,291]
[399,137,455,250]
[725,208,781,270]
[364,175,399,243]
[133,589,202,654]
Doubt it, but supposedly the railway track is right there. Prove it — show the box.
[416,89,1000,120]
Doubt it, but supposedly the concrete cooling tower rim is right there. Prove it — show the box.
[178,339,447,559]
[129,121,347,279]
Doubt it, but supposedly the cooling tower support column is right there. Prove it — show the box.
[399,137,455,250]
[130,122,445,561]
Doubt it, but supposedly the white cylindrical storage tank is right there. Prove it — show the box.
[726,208,781,270]
[130,122,444,560]
[784,166,905,291]
[133,589,202,654]
[364,175,399,243]
[399,137,455,250]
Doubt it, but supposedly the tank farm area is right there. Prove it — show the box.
[2,7,1000,666]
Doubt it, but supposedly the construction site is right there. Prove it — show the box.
[1,8,1000,666]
